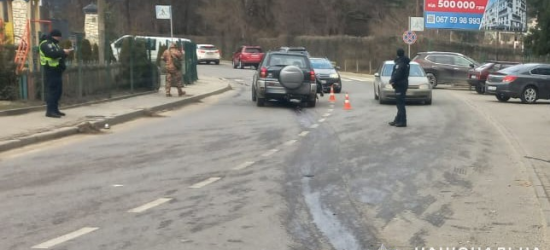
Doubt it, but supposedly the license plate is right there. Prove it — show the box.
[321,80,327,84]
[470,75,477,79]
[487,86,496,91]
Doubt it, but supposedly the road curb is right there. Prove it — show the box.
[0,90,158,117]
[0,84,232,153]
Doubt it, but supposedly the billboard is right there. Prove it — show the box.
[424,0,527,32]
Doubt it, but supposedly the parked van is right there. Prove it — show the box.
[110,35,192,62]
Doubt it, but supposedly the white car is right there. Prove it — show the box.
[374,61,432,105]
[196,44,220,65]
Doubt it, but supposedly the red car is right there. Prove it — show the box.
[232,46,264,69]
[467,61,520,94]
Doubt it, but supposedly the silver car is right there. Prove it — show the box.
[374,61,432,105]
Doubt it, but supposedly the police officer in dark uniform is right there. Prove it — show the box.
[389,48,410,127]
[40,29,72,118]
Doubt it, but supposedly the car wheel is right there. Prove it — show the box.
[252,87,257,101]
[308,97,317,107]
[278,66,304,90]
[256,96,265,107]
[238,60,244,69]
[425,98,432,105]
[426,73,438,89]
[379,95,387,104]
[335,87,342,93]
[232,60,237,69]
[374,86,379,100]
[253,64,258,70]
[215,60,220,65]
[520,86,538,104]
[475,83,485,94]
[496,93,510,102]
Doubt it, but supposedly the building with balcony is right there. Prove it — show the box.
[481,0,527,32]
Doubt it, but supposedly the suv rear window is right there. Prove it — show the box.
[267,54,308,69]
[245,48,262,53]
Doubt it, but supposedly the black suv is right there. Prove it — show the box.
[252,51,318,107]
[413,52,480,88]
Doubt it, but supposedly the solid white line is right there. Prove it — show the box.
[32,227,99,249]
[318,118,326,123]
[299,131,310,137]
[232,161,255,171]
[262,149,279,157]
[128,198,173,213]
[189,177,222,189]
[310,124,319,129]
[284,140,298,146]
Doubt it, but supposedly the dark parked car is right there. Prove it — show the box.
[310,57,342,93]
[467,61,520,94]
[413,51,480,88]
[232,45,264,69]
[251,51,318,107]
[485,63,550,104]
[277,46,310,57]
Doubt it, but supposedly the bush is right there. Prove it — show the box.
[118,37,158,90]
[0,45,18,100]
[80,39,93,62]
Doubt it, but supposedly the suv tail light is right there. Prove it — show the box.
[260,67,267,78]
[503,75,518,83]
[199,50,205,53]
[310,70,315,82]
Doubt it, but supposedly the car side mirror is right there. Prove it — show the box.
[374,73,380,78]
[335,66,341,70]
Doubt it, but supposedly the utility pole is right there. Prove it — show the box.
[97,0,105,63]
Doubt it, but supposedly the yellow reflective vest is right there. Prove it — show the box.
[39,40,62,67]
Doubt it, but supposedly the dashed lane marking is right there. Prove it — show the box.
[284,140,298,146]
[327,109,334,112]
[128,198,173,213]
[299,131,310,137]
[189,177,222,189]
[232,161,255,171]
[262,149,279,157]
[310,124,319,129]
[319,118,326,123]
[322,113,331,117]
[32,227,99,249]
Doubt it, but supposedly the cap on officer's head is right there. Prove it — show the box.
[50,29,62,37]
[397,48,405,57]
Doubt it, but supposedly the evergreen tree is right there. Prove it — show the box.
[80,39,93,62]
[525,0,550,55]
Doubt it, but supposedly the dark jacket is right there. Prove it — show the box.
[39,35,67,72]
[390,55,411,89]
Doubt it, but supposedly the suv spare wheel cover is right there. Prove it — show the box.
[279,66,304,90]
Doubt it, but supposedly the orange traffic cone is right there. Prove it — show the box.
[343,93,352,110]
[329,86,336,103]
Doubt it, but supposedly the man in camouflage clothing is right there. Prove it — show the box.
[162,43,185,97]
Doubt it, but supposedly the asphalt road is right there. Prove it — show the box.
[0,63,546,250]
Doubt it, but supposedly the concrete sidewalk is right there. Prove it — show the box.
[0,76,232,153]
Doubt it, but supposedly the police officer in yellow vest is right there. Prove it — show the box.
[40,29,72,118]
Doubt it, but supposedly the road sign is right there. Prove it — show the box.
[410,17,424,31]
[402,30,417,45]
[155,5,171,19]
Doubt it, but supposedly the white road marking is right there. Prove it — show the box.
[323,113,331,117]
[112,184,124,187]
[128,198,173,213]
[32,227,99,249]
[232,161,255,171]
[327,109,334,112]
[284,140,298,146]
[262,149,279,157]
[319,118,326,123]
[299,131,310,137]
[189,177,222,189]
[310,124,319,129]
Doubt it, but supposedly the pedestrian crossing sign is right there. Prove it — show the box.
[156,5,171,20]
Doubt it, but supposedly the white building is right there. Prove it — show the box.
[481,0,527,32]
